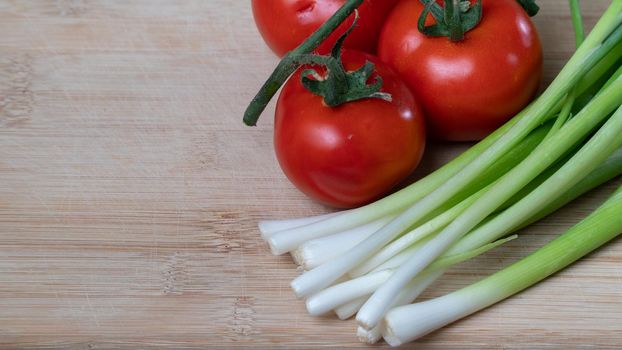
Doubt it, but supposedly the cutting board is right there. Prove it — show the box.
[1,1,621,348]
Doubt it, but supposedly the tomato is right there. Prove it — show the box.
[378,0,543,141]
[252,0,400,57]
[274,50,426,208]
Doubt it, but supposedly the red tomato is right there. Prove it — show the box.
[274,50,426,208]
[252,0,400,57]
[378,0,543,141]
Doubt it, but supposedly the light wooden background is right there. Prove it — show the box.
[1,1,620,349]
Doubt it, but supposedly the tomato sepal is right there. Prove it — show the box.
[418,0,483,42]
[243,0,365,126]
[295,15,392,107]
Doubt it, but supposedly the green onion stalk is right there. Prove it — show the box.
[306,144,622,343]
[356,65,622,330]
[383,174,622,346]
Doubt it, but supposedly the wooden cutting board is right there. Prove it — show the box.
[1,1,620,348]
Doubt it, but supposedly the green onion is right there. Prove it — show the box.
[451,146,622,255]
[292,216,394,270]
[382,179,622,346]
[306,235,516,316]
[326,145,622,332]
[357,89,622,330]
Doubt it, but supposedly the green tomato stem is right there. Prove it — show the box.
[243,0,363,126]
[417,0,483,41]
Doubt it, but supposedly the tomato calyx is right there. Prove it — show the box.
[417,0,539,42]
[243,0,365,126]
[417,0,483,42]
[294,14,392,107]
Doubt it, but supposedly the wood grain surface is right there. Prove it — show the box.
[1,1,621,349]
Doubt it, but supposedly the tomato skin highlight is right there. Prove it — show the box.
[274,50,426,208]
[251,0,400,57]
[378,0,543,141]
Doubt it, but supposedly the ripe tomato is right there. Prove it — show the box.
[252,0,400,57]
[274,50,426,208]
[378,0,543,141]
